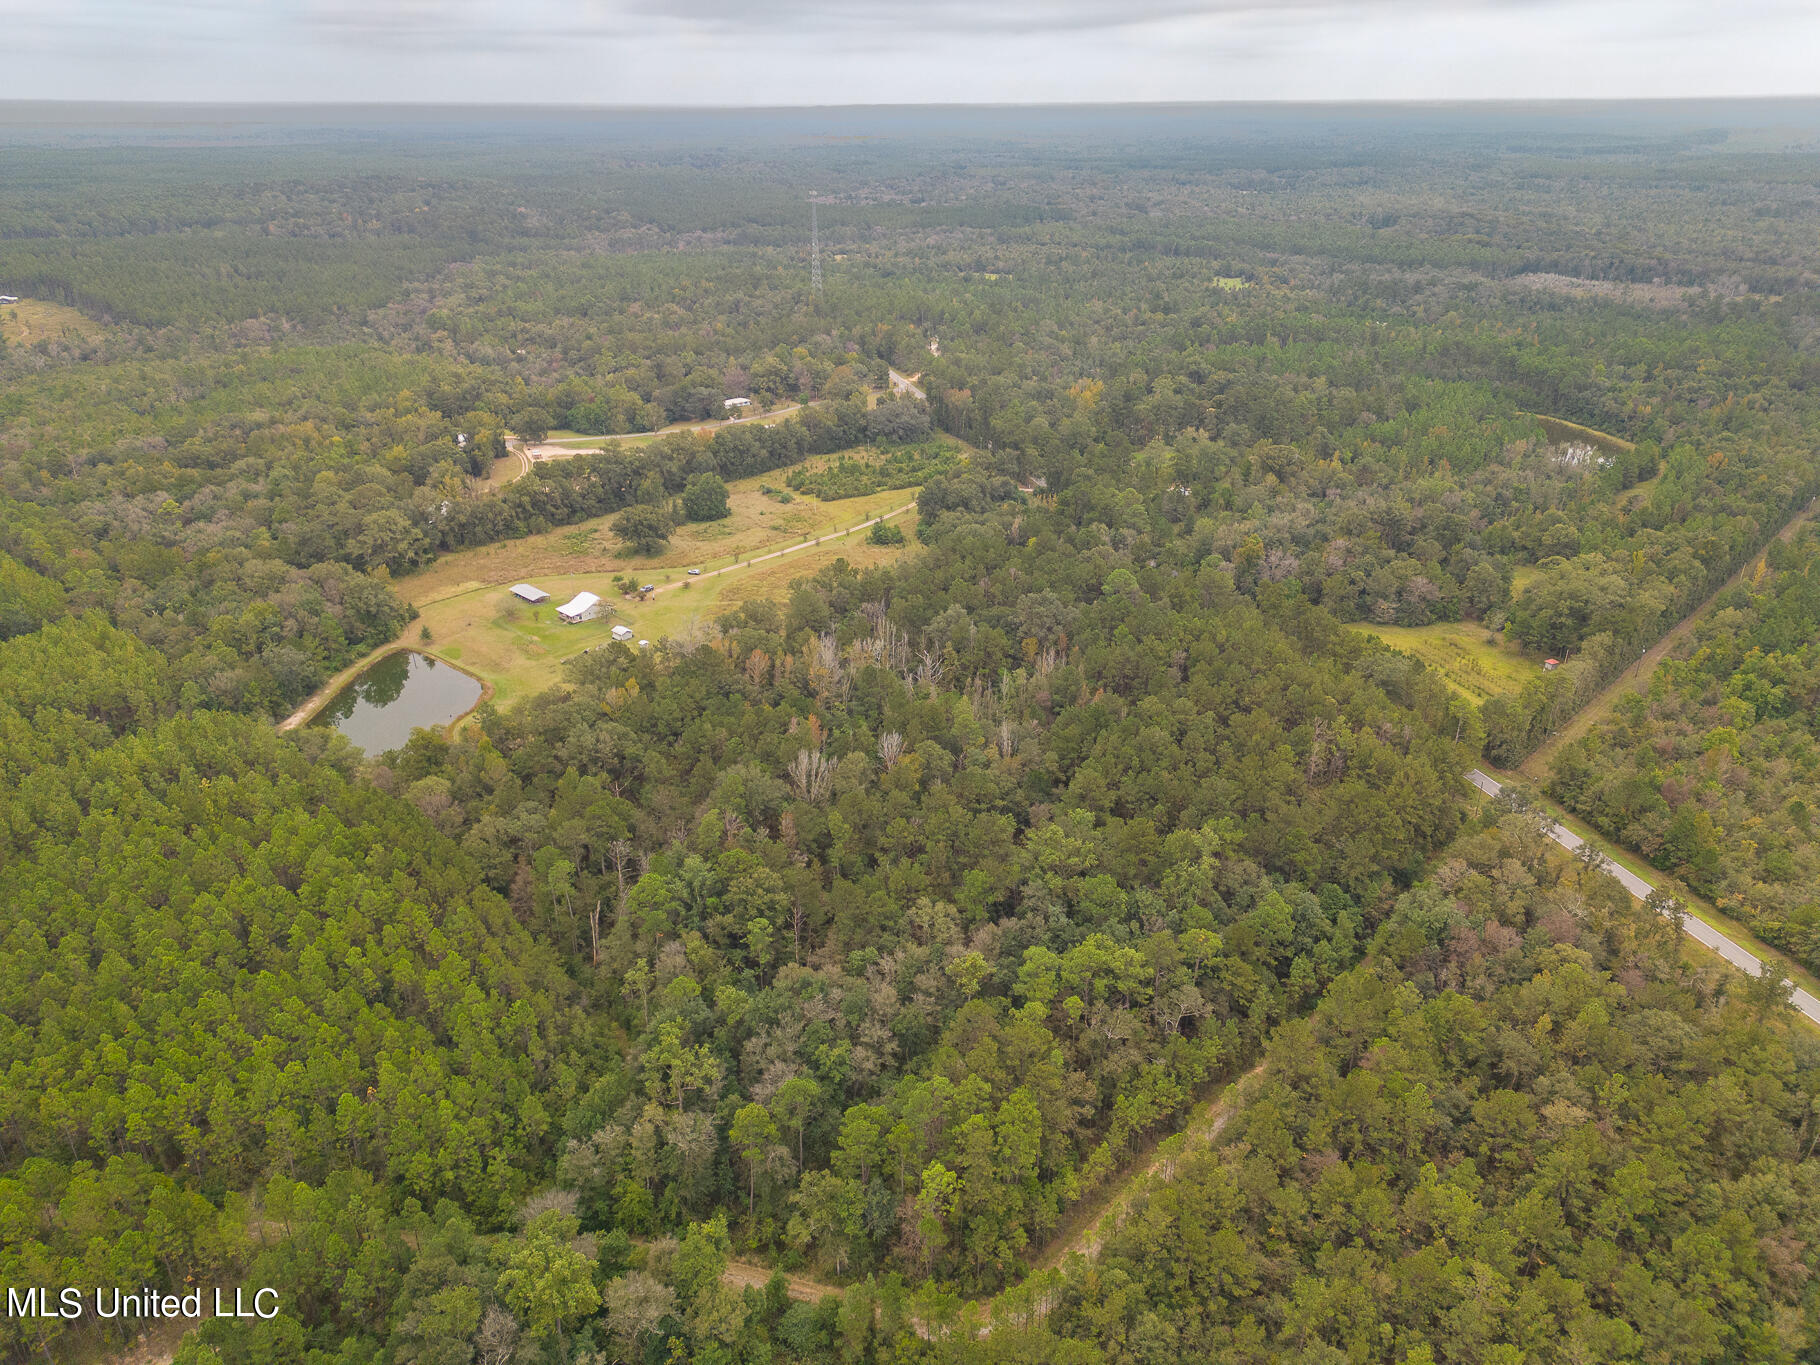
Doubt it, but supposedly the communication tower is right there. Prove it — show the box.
[811,202,823,296]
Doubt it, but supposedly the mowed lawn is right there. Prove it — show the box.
[412,516,917,709]
[1354,620,1542,702]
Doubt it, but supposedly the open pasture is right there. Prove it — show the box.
[1355,619,1542,702]
[411,465,916,607]
[410,512,917,709]
[0,297,103,346]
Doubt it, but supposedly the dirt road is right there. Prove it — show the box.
[1033,1064,1265,1270]
[495,402,821,488]
[720,1259,846,1303]
[646,500,916,597]
[1517,492,1820,782]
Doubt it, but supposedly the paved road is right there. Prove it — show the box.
[1466,769,1820,1025]
[888,368,926,400]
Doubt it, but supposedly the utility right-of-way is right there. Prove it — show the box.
[1465,768,1820,1027]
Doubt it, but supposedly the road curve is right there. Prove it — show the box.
[1466,769,1820,1026]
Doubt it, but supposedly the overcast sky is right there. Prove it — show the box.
[1,0,1816,105]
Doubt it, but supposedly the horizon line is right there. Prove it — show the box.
[3,94,1820,114]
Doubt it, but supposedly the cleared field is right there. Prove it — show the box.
[409,467,916,607]
[1616,468,1667,511]
[280,445,937,722]
[496,402,829,477]
[1355,620,1541,702]
[411,514,916,709]
[0,297,103,345]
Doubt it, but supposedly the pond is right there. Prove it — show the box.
[310,651,483,755]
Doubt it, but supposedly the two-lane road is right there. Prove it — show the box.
[1466,769,1820,1026]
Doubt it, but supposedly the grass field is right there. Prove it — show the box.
[538,429,659,450]
[410,515,916,709]
[285,444,938,720]
[0,298,102,346]
[411,468,916,607]
[388,457,925,710]
[1355,620,1542,702]
[1618,474,1661,510]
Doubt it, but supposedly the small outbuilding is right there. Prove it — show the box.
[611,625,635,642]
[511,584,550,604]
[1543,658,1561,671]
[557,591,606,623]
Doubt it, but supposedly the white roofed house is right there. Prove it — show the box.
[510,584,550,603]
[556,591,606,623]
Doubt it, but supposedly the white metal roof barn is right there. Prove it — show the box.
[556,591,605,622]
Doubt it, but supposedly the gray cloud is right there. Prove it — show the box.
[616,0,1537,37]
[279,0,1546,47]
[0,0,1812,104]
[292,1,637,50]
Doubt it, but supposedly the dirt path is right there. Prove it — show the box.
[645,500,916,597]
[1032,1063,1265,1270]
[1517,492,1819,782]
[492,402,824,488]
[707,1063,1266,1332]
[275,647,400,732]
[720,1259,846,1303]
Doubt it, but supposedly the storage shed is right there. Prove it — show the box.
[557,591,606,623]
[511,584,550,604]
[611,625,635,642]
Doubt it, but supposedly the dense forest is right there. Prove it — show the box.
[1549,528,1820,976]
[1030,803,1820,1363]
[3,103,1820,1364]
